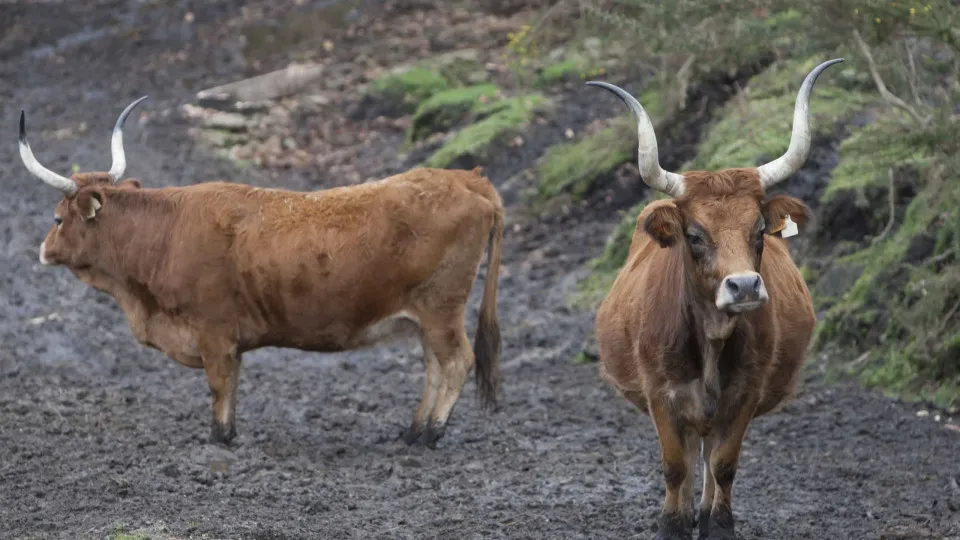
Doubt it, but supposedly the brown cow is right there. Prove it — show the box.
[19,97,504,448]
[588,58,843,539]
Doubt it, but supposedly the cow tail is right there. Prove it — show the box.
[473,204,503,412]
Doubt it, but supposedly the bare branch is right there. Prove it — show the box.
[852,28,928,126]
[904,39,922,107]
[871,167,897,247]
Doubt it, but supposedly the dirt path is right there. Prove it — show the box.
[1,2,958,539]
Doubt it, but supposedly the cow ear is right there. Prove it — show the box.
[762,195,812,234]
[76,190,104,220]
[642,201,684,248]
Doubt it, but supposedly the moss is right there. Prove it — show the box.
[369,66,449,110]
[813,154,960,413]
[422,94,549,168]
[535,86,662,202]
[535,54,607,87]
[406,84,502,144]
[536,116,634,200]
[822,113,933,203]
[685,57,874,172]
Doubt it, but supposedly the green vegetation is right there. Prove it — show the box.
[406,84,502,144]
[369,66,449,110]
[423,94,550,168]
[685,57,874,172]
[822,113,935,203]
[536,116,634,200]
[812,150,960,411]
[534,86,662,202]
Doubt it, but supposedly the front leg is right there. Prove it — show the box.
[647,398,697,540]
[201,339,242,445]
[704,398,758,540]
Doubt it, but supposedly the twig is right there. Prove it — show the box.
[938,297,960,336]
[852,28,928,127]
[871,167,897,246]
[928,248,957,266]
[673,53,698,112]
[904,39,922,107]
[525,0,572,42]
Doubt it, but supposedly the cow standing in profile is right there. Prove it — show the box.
[588,58,843,539]
[19,98,504,448]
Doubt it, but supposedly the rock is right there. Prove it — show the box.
[202,112,248,131]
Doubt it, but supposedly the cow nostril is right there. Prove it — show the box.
[726,279,740,295]
[752,276,762,293]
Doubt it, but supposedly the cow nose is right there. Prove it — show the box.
[716,272,768,312]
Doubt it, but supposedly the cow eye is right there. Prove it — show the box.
[54,216,63,226]
[687,233,705,247]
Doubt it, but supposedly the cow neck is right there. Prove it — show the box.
[93,188,176,288]
[682,264,743,405]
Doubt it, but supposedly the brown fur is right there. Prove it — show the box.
[595,167,816,537]
[39,167,504,447]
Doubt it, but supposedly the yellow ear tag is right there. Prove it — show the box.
[780,214,798,238]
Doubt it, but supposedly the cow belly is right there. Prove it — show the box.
[262,311,422,353]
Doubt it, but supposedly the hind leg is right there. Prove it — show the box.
[416,320,474,449]
[401,333,442,445]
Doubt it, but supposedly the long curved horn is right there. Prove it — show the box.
[108,95,148,182]
[19,111,78,196]
[757,58,845,188]
[584,81,685,197]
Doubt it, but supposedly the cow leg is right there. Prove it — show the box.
[418,321,474,449]
[201,342,242,445]
[697,434,717,540]
[648,399,696,540]
[401,333,441,445]
[704,404,756,540]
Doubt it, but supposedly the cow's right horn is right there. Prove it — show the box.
[757,58,845,188]
[19,111,78,197]
[585,81,686,198]
[108,95,148,182]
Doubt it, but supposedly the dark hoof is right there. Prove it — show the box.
[400,423,424,446]
[416,422,446,449]
[655,511,693,540]
[697,507,711,539]
[210,419,236,445]
[705,506,735,540]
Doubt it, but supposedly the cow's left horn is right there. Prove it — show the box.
[585,81,686,198]
[757,58,844,188]
[19,110,78,196]
[108,95,148,182]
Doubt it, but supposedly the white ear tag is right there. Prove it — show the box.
[781,214,798,238]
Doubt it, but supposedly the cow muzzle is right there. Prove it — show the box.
[39,241,52,266]
[716,272,768,313]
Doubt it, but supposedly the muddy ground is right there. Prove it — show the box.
[1,1,958,539]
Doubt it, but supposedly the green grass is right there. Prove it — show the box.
[369,66,449,107]
[536,116,634,200]
[535,86,662,202]
[406,84,502,144]
[423,94,550,168]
